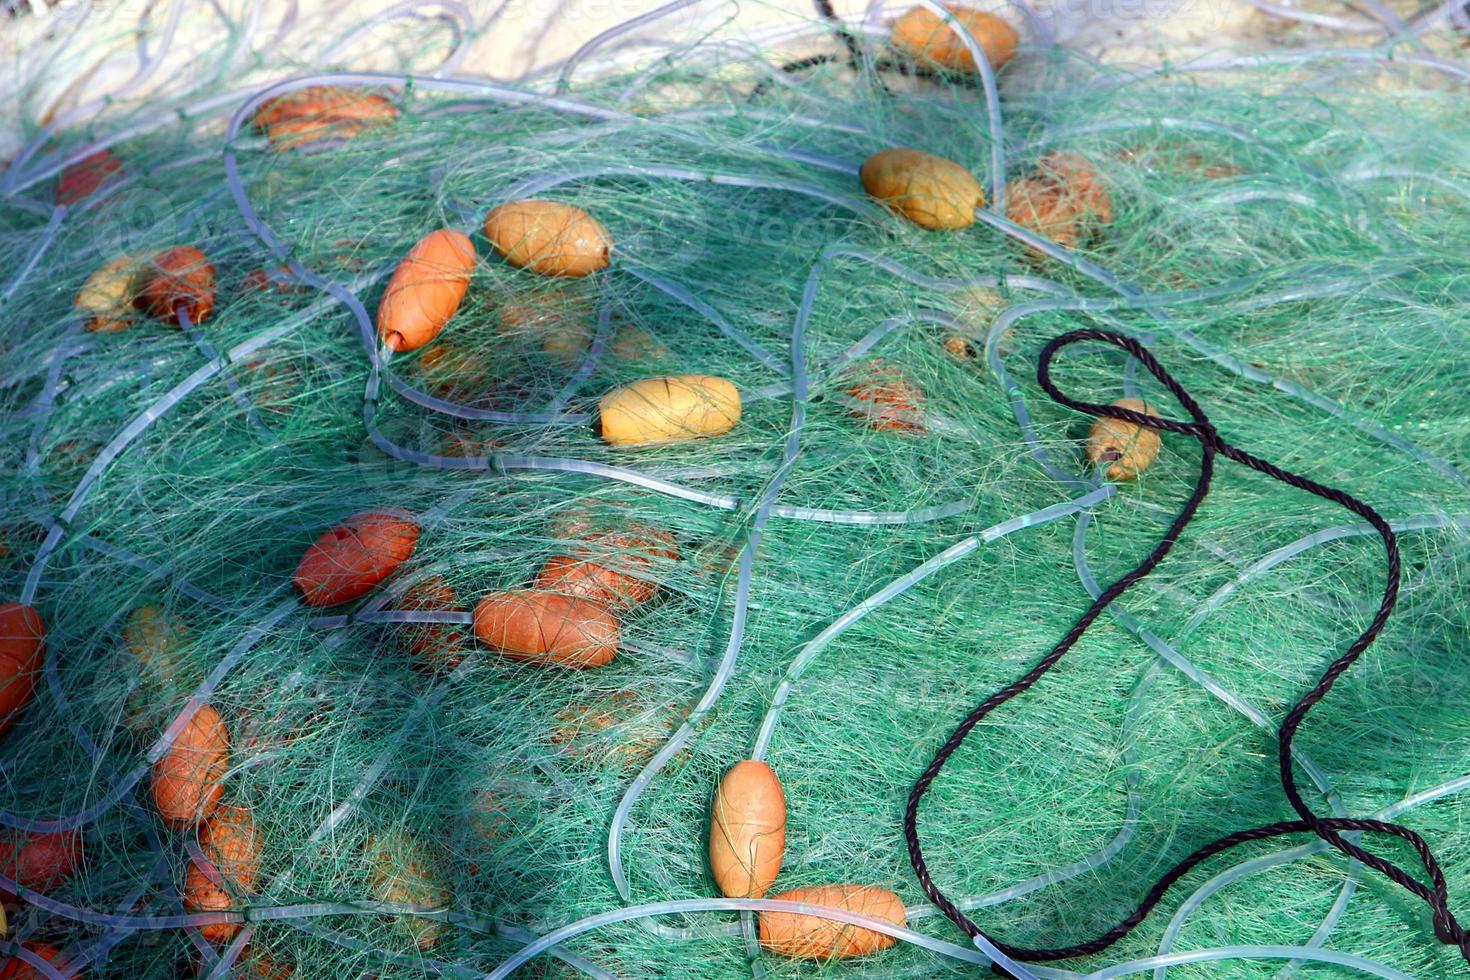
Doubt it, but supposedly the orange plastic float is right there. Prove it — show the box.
[293,511,421,607]
[472,591,619,668]
[709,760,786,898]
[759,884,906,959]
[0,603,45,738]
[376,230,476,353]
[151,703,230,830]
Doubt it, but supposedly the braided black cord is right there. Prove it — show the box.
[751,52,981,101]
[811,0,868,73]
[754,4,979,101]
[904,328,1470,971]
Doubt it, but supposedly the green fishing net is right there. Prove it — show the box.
[1,4,1469,978]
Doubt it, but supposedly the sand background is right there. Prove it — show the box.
[0,0,1286,163]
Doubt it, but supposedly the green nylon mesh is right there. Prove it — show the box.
[2,19,1470,979]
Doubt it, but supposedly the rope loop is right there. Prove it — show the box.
[905,329,1469,969]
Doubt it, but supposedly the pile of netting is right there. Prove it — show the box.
[3,2,1470,977]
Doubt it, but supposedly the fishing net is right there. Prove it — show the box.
[2,1,1469,977]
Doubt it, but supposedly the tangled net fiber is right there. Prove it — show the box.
[2,0,1470,976]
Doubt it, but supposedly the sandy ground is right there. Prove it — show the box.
[0,0,1285,161]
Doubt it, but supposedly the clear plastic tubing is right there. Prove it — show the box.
[985,298,1098,489]
[823,241,1366,316]
[1402,0,1465,36]
[8,87,249,197]
[1023,116,1316,173]
[666,106,872,138]
[495,924,618,980]
[1030,944,1415,980]
[308,609,475,630]
[606,255,813,901]
[558,15,849,94]
[2,205,67,303]
[905,506,1145,927]
[316,1,475,76]
[544,297,613,415]
[920,752,1141,920]
[280,919,482,979]
[557,0,712,93]
[914,0,1006,211]
[750,484,1114,759]
[500,164,873,217]
[304,668,479,846]
[73,532,235,610]
[985,284,1367,959]
[201,927,253,980]
[0,596,297,833]
[1071,507,1345,805]
[228,907,609,980]
[1167,322,1467,486]
[253,590,432,901]
[364,436,972,525]
[967,226,1465,488]
[1133,47,1470,85]
[617,39,831,106]
[977,933,1043,980]
[1230,0,1379,32]
[1342,167,1470,202]
[68,852,175,971]
[177,306,281,446]
[1177,513,1470,643]
[621,264,789,376]
[819,243,1068,296]
[0,942,66,980]
[5,872,240,930]
[1210,187,1324,209]
[16,63,649,196]
[379,365,589,426]
[20,294,344,606]
[24,320,84,507]
[1,0,184,192]
[483,897,996,978]
[1072,504,1364,965]
[905,476,1428,980]
[1150,517,1469,976]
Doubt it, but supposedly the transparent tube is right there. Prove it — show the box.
[485,897,996,978]
[0,941,67,980]
[1071,507,1346,805]
[23,320,84,508]
[1038,944,1415,980]
[544,296,613,415]
[316,0,475,75]
[0,597,296,832]
[499,164,872,216]
[913,0,1007,211]
[607,254,813,900]
[21,305,333,605]
[558,0,717,92]
[1,0,185,194]
[2,205,67,303]
[622,264,789,375]
[1230,0,1379,31]
[177,306,281,447]
[1178,514,1470,643]
[751,485,1113,759]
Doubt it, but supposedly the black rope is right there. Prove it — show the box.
[904,328,1470,973]
[749,52,981,101]
[811,0,867,71]
[752,3,987,101]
